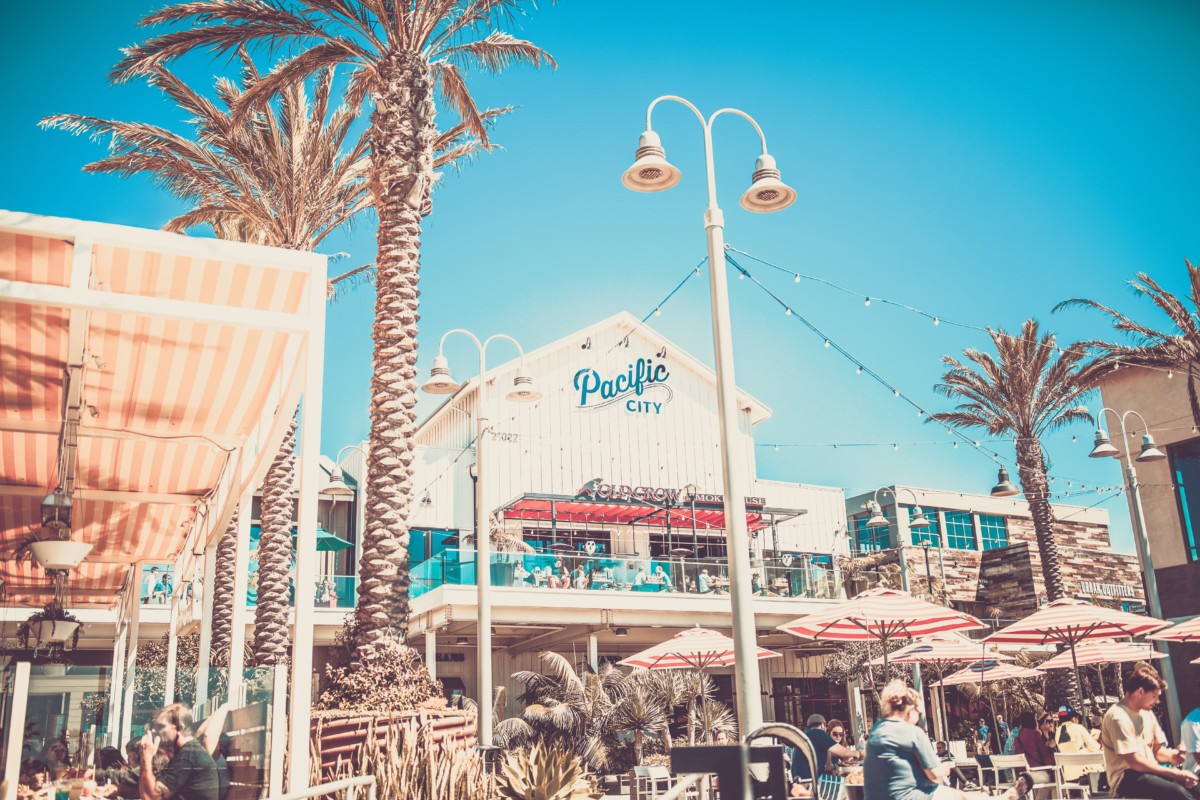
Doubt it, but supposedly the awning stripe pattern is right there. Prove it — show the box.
[1,215,321,607]
[618,626,781,671]
[1148,616,1200,643]
[777,587,987,641]
[984,598,1168,647]
[875,635,1013,666]
[934,661,1043,687]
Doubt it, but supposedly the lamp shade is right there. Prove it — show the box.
[739,154,797,213]
[505,366,542,402]
[421,355,460,394]
[320,468,355,499]
[1136,434,1165,462]
[621,130,681,192]
[1088,430,1119,459]
[990,467,1019,497]
[909,506,931,529]
[30,541,92,570]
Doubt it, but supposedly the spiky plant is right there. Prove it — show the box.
[496,743,603,800]
[609,685,666,764]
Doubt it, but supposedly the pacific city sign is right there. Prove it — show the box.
[576,479,765,508]
[573,356,673,415]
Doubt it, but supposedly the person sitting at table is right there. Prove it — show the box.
[1056,707,1100,754]
[1013,711,1057,798]
[559,566,571,589]
[547,570,561,589]
[652,565,671,590]
[935,741,978,790]
[513,562,530,586]
[634,566,648,586]
[863,680,967,800]
[698,569,713,594]
[572,567,587,589]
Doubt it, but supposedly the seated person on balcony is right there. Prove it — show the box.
[548,570,562,589]
[559,566,571,588]
[634,566,648,586]
[513,562,529,585]
[793,714,863,785]
[697,569,712,594]
[863,681,966,800]
[572,567,587,589]
[315,578,334,605]
[1099,665,1199,799]
[751,571,763,595]
[653,565,671,589]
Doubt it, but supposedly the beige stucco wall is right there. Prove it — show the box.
[1099,367,1193,569]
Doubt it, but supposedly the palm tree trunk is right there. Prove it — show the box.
[255,415,296,667]
[354,53,437,661]
[210,505,239,678]
[1013,439,1066,601]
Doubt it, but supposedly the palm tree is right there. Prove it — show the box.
[1056,260,1200,424]
[45,55,501,670]
[929,320,1096,603]
[109,0,555,663]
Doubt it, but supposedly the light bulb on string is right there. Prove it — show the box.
[953,441,958,449]
[824,339,830,348]
[893,389,899,397]
[739,272,746,280]
[855,366,862,375]
[933,317,939,326]
[1169,370,1174,379]
[785,307,792,316]
[654,307,661,317]
[917,410,923,417]
[893,444,899,452]
[773,445,780,452]
[695,266,701,276]
[864,297,871,307]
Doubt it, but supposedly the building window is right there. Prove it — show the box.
[409,528,457,564]
[907,506,942,547]
[943,511,977,550]
[1169,440,1200,563]
[523,528,613,555]
[853,515,891,552]
[978,514,1008,550]
[772,678,849,729]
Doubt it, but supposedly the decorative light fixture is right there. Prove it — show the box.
[320,467,355,499]
[40,488,72,530]
[1087,429,1119,459]
[420,355,460,395]
[865,501,889,528]
[990,467,1020,498]
[29,540,92,571]
[455,636,469,646]
[739,153,798,213]
[1135,434,1165,463]
[504,366,542,403]
[621,130,681,192]
[614,627,629,637]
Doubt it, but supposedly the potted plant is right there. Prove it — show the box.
[18,600,81,655]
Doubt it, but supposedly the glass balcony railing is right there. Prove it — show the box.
[410,549,843,601]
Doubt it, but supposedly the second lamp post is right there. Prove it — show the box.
[421,330,541,754]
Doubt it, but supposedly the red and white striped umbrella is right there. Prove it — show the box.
[985,598,1167,710]
[618,626,781,671]
[877,635,1014,666]
[1037,639,1164,671]
[985,598,1168,647]
[778,588,987,670]
[1148,616,1200,643]
[934,660,1043,687]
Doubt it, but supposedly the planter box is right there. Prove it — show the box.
[30,541,92,570]
[310,710,475,779]
[34,620,79,644]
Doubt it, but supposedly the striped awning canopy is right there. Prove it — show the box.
[0,211,324,607]
[618,626,780,671]
[985,598,1168,647]
[777,587,987,642]
[871,634,1013,667]
[1037,639,1164,671]
[1148,616,1200,643]
[934,660,1043,687]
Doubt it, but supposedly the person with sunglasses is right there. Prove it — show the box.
[793,714,864,785]
[826,722,859,772]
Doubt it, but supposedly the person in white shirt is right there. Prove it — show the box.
[1182,706,1200,774]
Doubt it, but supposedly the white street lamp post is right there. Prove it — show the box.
[622,96,797,745]
[1088,408,1180,730]
[421,330,540,755]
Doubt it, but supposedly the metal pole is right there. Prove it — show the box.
[475,345,494,751]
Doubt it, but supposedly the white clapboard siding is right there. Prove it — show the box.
[753,480,851,555]
[409,314,765,531]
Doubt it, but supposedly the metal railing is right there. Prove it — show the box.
[268,775,377,800]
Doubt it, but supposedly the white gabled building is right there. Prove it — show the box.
[399,311,854,725]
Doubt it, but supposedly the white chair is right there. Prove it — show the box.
[1053,752,1105,799]
[948,740,968,760]
[978,754,1030,791]
[816,773,845,800]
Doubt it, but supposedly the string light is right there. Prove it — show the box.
[864,297,871,307]
[824,339,830,348]
[933,317,939,326]
[856,366,862,375]
[785,307,792,316]
[794,273,801,283]
[654,307,661,316]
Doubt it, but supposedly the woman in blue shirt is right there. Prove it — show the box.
[864,681,969,800]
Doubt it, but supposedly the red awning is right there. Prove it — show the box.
[501,496,770,533]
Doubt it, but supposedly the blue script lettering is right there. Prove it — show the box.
[573,357,670,407]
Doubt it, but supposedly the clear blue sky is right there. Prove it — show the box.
[5,1,1200,554]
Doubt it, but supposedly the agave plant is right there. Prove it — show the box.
[495,743,603,800]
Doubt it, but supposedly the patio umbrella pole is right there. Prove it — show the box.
[1096,664,1106,711]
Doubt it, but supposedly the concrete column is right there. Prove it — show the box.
[287,254,327,792]
[587,634,598,672]
[426,630,438,682]
[120,576,141,744]
[195,541,218,711]
[164,590,181,706]
[3,662,31,800]
[227,491,253,705]
[107,621,128,746]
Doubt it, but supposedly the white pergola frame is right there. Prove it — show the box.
[0,211,327,796]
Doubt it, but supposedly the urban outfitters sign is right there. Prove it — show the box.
[573,356,674,415]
